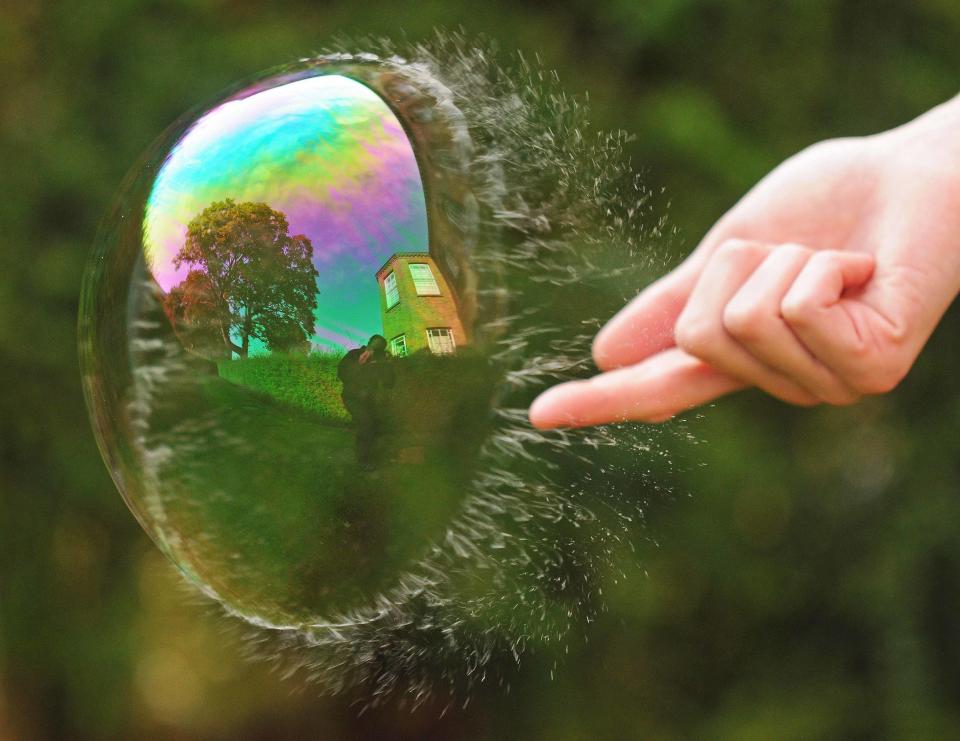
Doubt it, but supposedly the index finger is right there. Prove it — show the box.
[592,219,743,371]
[528,348,745,429]
[591,265,698,371]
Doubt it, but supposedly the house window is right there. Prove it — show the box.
[384,271,399,309]
[426,327,456,355]
[409,263,441,296]
[390,334,407,358]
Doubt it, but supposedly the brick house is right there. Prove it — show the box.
[375,252,468,357]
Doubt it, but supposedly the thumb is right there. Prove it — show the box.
[780,250,878,380]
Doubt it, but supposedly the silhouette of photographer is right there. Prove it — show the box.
[338,334,395,469]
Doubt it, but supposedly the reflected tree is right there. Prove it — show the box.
[164,199,319,358]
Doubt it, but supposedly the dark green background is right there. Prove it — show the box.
[2,1,959,738]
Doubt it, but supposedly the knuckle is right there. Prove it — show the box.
[845,338,874,365]
[780,252,846,325]
[847,361,908,395]
[807,248,838,266]
[779,242,814,262]
[722,301,769,341]
[851,376,891,396]
[874,366,908,394]
[780,292,815,325]
[674,314,717,357]
[802,250,835,277]
[716,238,766,263]
[883,316,912,347]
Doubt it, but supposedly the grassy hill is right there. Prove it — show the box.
[217,350,500,443]
[142,350,501,622]
[217,353,350,423]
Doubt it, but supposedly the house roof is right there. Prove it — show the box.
[374,251,433,279]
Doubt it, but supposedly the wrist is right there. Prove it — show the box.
[928,92,960,124]
[883,93,960,145]
[865,94,960,176]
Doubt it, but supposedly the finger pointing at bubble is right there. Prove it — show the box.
[530,96,960,429]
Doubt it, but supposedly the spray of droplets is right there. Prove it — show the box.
[96,33,694,710]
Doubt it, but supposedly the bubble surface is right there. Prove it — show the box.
[82,61,499,625]
[81,42,679,705]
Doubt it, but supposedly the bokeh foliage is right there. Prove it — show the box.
[2,1,959,738]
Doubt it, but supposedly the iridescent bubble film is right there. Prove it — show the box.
[80,41,677,705]
[145,74,429,353]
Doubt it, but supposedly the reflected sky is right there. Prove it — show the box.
[144,74,429,353]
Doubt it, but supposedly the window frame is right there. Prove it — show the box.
[390,334,408,358]
[426,327,456,355]
[383,270,400,309]
[408,262,441,296]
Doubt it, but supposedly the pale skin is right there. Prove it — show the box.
[529,94,960,429]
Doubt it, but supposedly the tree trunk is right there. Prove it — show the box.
[219,322,242,359]
[240,312,253,358]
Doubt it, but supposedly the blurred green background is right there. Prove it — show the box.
[2,1,959,738]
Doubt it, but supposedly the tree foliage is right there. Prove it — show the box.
[164,199,319,358]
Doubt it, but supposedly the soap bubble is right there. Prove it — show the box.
[80,38,679,705]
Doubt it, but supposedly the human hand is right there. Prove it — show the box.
[530,96,960,429]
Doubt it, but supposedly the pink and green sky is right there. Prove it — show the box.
[143,73,429,353]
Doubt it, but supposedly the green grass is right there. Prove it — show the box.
[216,350,500,441]
[216,352,350,423]
[141,351,501,625]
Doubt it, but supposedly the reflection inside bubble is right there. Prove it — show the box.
[87,70,497,624]
[82,45,663,704]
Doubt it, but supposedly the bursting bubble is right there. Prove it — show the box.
[81,44,670,702]
[81,60,500,625]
